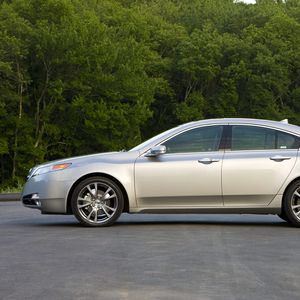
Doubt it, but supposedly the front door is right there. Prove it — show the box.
[135,125,225,208]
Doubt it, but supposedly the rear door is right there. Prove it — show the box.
[222,125,298,206]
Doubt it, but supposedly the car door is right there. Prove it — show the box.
[134,125,225,208]
[222,125,299,206]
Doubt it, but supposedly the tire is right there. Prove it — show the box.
[71,176,124,227]
[277,212,290,223]
[283,180,300,227]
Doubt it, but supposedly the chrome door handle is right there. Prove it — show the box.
[198,158,220,164]
[270,156,291,162]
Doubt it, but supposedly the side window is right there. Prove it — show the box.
[231,126,300,150]
[277,131,299,149]
[232,126,276,150]
[162,126,223,154]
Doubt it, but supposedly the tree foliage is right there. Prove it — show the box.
[0,0,300,186]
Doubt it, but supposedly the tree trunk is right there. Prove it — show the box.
[12,61,23,180]
[34,59,50,149]
[0,154,4,184]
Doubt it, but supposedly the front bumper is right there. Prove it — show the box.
[22,193,41,208]
[21,170,75,214]
[22,193,66,214]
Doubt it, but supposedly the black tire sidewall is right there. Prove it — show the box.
[277,213,290,223]
[71,176,124,227]
[283,180,300,227]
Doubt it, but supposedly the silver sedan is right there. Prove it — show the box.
[22,118,300,227]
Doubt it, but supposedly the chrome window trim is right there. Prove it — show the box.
[146,149,225,158]
[139,121,300,157]
[228,122,300,137]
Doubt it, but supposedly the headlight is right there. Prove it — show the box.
[32,163,72,177]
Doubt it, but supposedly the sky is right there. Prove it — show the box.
[239,0,256,3]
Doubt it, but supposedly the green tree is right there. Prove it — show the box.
[0,0,300,187]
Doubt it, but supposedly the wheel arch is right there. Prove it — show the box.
[282,176,300,207]
[66,172,129,214]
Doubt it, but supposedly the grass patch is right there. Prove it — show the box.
[0,181,23,193]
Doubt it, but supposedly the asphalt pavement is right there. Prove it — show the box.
[1,201,300,300]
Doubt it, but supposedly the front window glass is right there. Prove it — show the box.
[130,126,182,152]
[162,126,223,153]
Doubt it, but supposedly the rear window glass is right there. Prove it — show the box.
[232,126,275,150]
[231,126,299,150]
[277,132,298,149]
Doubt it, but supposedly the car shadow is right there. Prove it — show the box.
[113,220,292,228]
[21,219,293,228]
[4,214,295,228]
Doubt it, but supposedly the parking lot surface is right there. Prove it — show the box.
[1,201,300,300]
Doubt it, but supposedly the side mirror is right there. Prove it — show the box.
[145,145,166,157]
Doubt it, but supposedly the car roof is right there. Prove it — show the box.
[131,118,300,153]
[181,118,300,135]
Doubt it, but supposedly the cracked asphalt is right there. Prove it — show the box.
[1,201,300,300]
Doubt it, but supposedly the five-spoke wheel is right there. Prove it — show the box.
[71,177,124,227]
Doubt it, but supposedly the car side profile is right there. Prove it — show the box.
[22,118,300,227]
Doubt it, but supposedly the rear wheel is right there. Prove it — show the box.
[71,176,124,227]
[283,180,300,227]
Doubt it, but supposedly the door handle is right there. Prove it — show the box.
[270,156,291,162]
[198,158,220,164]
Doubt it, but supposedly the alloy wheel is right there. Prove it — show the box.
[71,177,124,226]
[291,188,300,221]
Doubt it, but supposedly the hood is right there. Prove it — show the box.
[27,151,138,178]
[37,152,119,168]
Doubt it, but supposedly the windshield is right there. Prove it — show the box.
[130,125,183,152]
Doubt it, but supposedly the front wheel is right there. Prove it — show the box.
[71,176,124,227]
[283,180,300,227]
